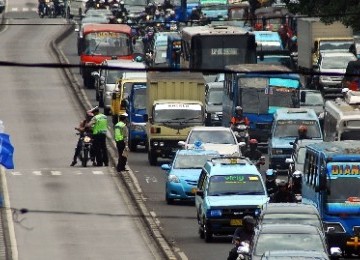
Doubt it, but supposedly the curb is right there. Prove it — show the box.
[51,22,178,260]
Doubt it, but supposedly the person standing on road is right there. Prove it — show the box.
[114,113,129,172]
[87,106,109,166]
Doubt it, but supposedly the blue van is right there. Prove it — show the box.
[195,156,268,242]
[269,108,323,173]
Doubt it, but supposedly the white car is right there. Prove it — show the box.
[178,126,243,156]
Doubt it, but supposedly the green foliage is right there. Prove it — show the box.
[284,0,360,32]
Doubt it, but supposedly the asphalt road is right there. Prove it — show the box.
[0,1,163,259]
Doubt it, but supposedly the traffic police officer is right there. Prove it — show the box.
[114,113,129,172]
[87,106,109,166]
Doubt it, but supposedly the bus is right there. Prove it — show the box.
[180,25,257,71]
[323,90,360,141]
[222,64,301,147]
[302,141,360,256]
[78,23,134,88]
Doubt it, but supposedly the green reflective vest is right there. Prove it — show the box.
[114,121,126,142]
[93,114,108,135]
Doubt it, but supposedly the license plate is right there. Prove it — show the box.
[230,219,243,226]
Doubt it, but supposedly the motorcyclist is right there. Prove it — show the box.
[154,10,165,23]
[38,0,47,16]
[227,236,242,260]
[243,139,262,162]
[165,9,177,23]
[70,110,94,166]
[162,0,174,11]
[189,7,201,21]
[233,215,256,244]
[271,180,296,203]
[230,106,250,127]
[265,170,277,196]
[114,0,128,20]
[145,2,156,16]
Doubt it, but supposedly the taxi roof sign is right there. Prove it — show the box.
[211,156,249,166]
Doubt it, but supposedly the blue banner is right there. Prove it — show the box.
[0,133,14,169]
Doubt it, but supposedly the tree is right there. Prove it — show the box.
[284,0,360,32]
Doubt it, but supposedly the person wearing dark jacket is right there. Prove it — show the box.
[227,236,242,260]
[271,180,296,203]
[243,139,262,162]
[233,215,256,244]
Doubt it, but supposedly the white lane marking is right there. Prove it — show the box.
[11,172,22,176]
[1,167,19,260]
[74,171,83,175]
[92,170,104,175]
[11,7,18,12]
[51,171,62,176]
[145,176,158,183]
[23,8,29,11]
[33,171,42,176]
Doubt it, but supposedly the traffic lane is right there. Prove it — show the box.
[60,31,352,260]
[0,16,160,260]
[127,151,235,260]
[60,31,268,260]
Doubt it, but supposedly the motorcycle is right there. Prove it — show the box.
[232,123,249,154]
[48,1,56,18]
[77,132,93,167]
[38,2,48,18]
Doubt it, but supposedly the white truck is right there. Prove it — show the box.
[297,17,354,86]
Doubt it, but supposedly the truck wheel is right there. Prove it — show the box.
[203,221,212,242]
[148,151,157,166]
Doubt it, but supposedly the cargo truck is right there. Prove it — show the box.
[297,17,354,86]
[144,72,206,165]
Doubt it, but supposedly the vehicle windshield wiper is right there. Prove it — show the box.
[210,192,241,196]
[240,191,265,195]
[278,135,298,138]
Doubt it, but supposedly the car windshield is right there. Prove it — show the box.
[262,214,321,229]
[106,70,123,84]
[174,154,218,169]
[274,120,322,139]
[340,129,360,140]
[188,130,236,144]
[322,55,356,70]
[153,104,203,123]
[208,174,265,196]
[84,32,131,56]
[124,0,147,6]
[133,86,146,110]
[300,92,324,106]
[254,233,325,255]
[207,89,223,105]
[327,176,360,203]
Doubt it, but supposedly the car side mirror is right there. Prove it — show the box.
[196,190,204,198]
[91,71,100,78]
[285,158,294,164]
[178,141,186,147]
[161,164,171,171]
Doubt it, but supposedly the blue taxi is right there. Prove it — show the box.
[269,108,323,173]
[161,148,220,204]
[195,157,269,242]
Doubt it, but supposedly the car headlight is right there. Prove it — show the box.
[207,209,222,217]
[211,113,220,120]
[168,174,180,183]
[153,142,158,146]
[271,149,283,155]
[254,208,261,217]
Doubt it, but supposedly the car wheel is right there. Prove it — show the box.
[148,151,157,166]
[166,194,174,205]
[203,220,212,243]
